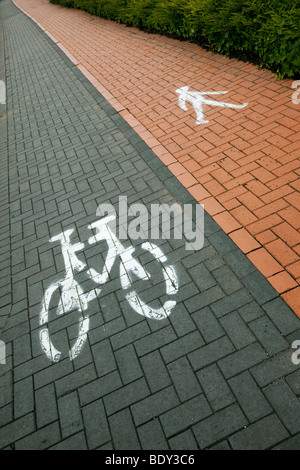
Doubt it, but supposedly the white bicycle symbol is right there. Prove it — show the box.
[39,215,179,363]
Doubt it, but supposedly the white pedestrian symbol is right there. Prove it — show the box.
[176,86,248,125]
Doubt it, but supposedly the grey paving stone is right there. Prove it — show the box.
[251,350,300,387]
[137,419,169,450]
[134,326,177,357]
[189,264,216,292]
[192,404,247,450]
[191,306,224,343]
[82,399,111,449]
[286,370,300,396]
[13,334,32,366]
[211,289,253,318]
[15,422,61,450]
[287,328,300,346]
[228,371,272,422]
[0,413,35,449]
[97,440,114,450]
[242,271,278,305]
[238,301,265,323]
[224,250,258,279]
[209,440,231,450]
[263,297,300,336]
[35,383,58,428]
[160,395,212,438]
[212,265,243,295]
[140,350,172,393]
[115,344,143,384]
[54,363,97,397]
[272,433,300,450]
[196,364,235,412]
[14,376,34,418]
[91,339,117,377]
[169,303,196,337]
[208,231,237,256]
[167,356,202,402]
[161,330,205,364]
[0,372,13,410]
[1,320,30,343]
[219,311,256,349]
[104,378,150,416]
[249,315,289,356]
[263,379,300,434]
[184,286,225,314]
[0,404,13,427]
[218,342,267,378]
[78,370,123,406]
[108,408,141,450]
[169,430,199,450]
[188,336,235,371]
[49,432,88,450]
[87,315,124,343]
[33,357,73,390]
[11,279,27,304]
[131,386,179,426]
[182,246,218,270]
[229,414,289,450]
[175,282,199,304]
[57,392,83,439]
[99,292,123,322]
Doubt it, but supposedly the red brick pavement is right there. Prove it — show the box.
[14,0,300,317]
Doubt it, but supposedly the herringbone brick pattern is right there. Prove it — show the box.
[14,0,300,317]
[1,0,300,451]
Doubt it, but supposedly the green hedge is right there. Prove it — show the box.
[50,0,300,78]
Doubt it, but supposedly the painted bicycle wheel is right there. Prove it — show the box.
[39,277,94,363]
[119,241,179,321]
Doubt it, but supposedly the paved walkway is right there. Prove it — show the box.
[0,0,300,450]
[13,0,300,318]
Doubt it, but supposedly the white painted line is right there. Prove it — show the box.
[0,81,6,105]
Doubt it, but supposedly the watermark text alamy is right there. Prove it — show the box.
[96,196,205,251]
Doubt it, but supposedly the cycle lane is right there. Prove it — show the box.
[12,0,300,319]
[0,0,300,450]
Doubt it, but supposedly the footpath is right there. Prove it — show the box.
[0,0,300,450]
[14,0,300,318]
